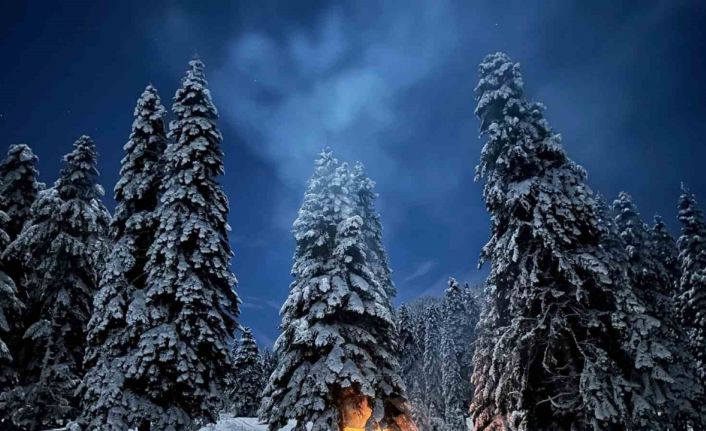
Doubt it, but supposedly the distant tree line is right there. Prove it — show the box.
[396,279,480,431]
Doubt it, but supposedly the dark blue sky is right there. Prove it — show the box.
[1,0,705,347]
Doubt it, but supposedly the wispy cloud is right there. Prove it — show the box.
[212,1,462,187]
[239,295,283,312]
[402,260,437,284]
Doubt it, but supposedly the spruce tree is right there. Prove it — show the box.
[0,209,24,413]
[469,52,656,431]
[676,186,706,390]
[2,136,110,430]
[440,278,478,431]
[130,58,240,429]
[351,162,394,297]
[397,303,430,430]
[650,215,679,283]
[0,144,42,240]
[611,192,703,428]
[260,150,411,431]
[422,302,443,428]
[260,348,278,392]
[75,85,168,430]
[229,327,263,417]
[396,305,417,392]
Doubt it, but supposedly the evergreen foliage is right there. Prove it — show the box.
[350,162,395,297]
[440,278,479,430]
[229,328,263,417]
[260,348,278,391]
[75,84,169,430]
[260,149,408,431]
[396,290,479,431]
[676,186,706,391]
[396,302,431,430]
[650,215,679,283]
[2,136,110,430]
[469,52,662,431]
[0,209,24,406]
[0,144,42,240]
[122,58,240,430]
[612,192,703,428]
[422,303,443,426]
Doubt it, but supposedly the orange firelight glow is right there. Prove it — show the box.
[338,389,418,431]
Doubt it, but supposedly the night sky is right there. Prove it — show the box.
[1,0,705,347]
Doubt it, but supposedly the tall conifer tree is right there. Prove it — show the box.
[260,348,278,392]
[0,209,24,418]
[440,278,478,431]
[650,215,679,283]
[132,58,239,429]
[612,192,703,428]
[76,85,168,430]
[3,136,110,430]
[469,53,660,431]
[260,150,411,431]
[422,303,443,428]
[676,186,706,390]
[397,303,430,430]
[0,144,42,240]
[229,327,263,417]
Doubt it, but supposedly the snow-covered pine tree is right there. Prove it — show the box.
[75,84,168,430]
[0,209,24,407]
[350,162,394,297]
[650,215,680,283]
[397,303,429,431]
[260,347,278,391]
[676,185,706,390]
[260,150,410,431]
[422,302,444,429]
[0,144,42,240]
[0,144,41,417]
[611,192,703,429]
[229,327,263,417]
[469,52,652,431]
[440,278,479,431]
[439,325,463,431]
[2,136,110,430]
[396,305,417,391]
[132,58,240,430]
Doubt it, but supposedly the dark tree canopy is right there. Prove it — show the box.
[0,144,42,240]
[469,52,667,431]
[139,59,239,430]
[677,186,706,391]
[229,327,264,417]
[76,85,169,430]
[260,150,409,431]
[2,136,110,430]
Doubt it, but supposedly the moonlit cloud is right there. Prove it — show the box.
[210,0,468,201]
[402,260,437,284]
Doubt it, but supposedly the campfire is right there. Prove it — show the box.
[338,389,419,431]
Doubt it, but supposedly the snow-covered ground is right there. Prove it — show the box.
[43,416,295,431]
[199,415,297,431]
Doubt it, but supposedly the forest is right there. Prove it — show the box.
[0,52,705,431]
